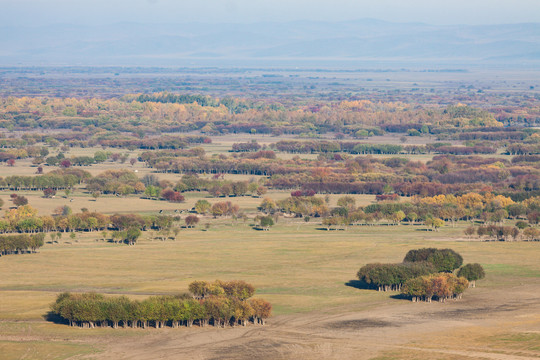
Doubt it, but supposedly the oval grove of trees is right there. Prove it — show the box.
[357,248,484,302]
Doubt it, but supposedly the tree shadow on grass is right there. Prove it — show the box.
[344,279,373,290]
[43,311,68,325]
[389,293,410,300]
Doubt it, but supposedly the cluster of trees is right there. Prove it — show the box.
[207,181,265,198]
[231,141,262,152]
[456,263,485,287]
[465,223,540,241]
[192,199,242,218]
[465,225,520,241]
[401,273,469,302]
[110,227,142,246]
[109,213,174,231]
[0,233,45,256]
[139,148,205,161]
[357,248,464,292]
[139,173,266,200]
[269,196,328,218]
[10,194,28,207]
[402,248,464,272]
[357,262,438,292]
[50,280,271,329]
[160,189,185,203]
[210,201,240,217]
[357,248,485,302]
[0,145,49,163]
[87,170,144,195]
[235,150,277,160]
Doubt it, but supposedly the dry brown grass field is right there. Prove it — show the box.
[0,144,538,360]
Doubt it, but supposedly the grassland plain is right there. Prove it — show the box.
[1,220,539,359]
[0,139,537,359]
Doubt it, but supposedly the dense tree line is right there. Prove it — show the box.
[506,144,540,155]
[97,136,210,150]
[465,225,521,241]
[50,280,271,329]
[271,141,498,156]
[138,148,206,164]
[132,144,540,200]
[435,145,496,155]
[0,169,90,190]
[0,233,44,256]
[0,204,177,239]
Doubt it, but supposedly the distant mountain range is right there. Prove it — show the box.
[1,19,538,67]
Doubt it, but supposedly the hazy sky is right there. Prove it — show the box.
[2,0,539,26]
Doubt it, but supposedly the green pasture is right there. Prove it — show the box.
[1,221,538,321]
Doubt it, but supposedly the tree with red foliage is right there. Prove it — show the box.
[60,159,71,168]
[12,195,29,207]
[43,188,57,198]
[185,215,199,228]
[161,188,185,203]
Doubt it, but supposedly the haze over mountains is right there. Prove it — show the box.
[1,19,538,67]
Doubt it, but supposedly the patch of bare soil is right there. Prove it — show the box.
[325,319,396,330]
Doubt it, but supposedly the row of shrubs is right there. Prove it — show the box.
[50,280,271,329]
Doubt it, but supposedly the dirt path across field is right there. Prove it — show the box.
[57,283,540,360]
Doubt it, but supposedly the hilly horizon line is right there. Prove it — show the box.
[1,19,538,67]
[4,18,540,28]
